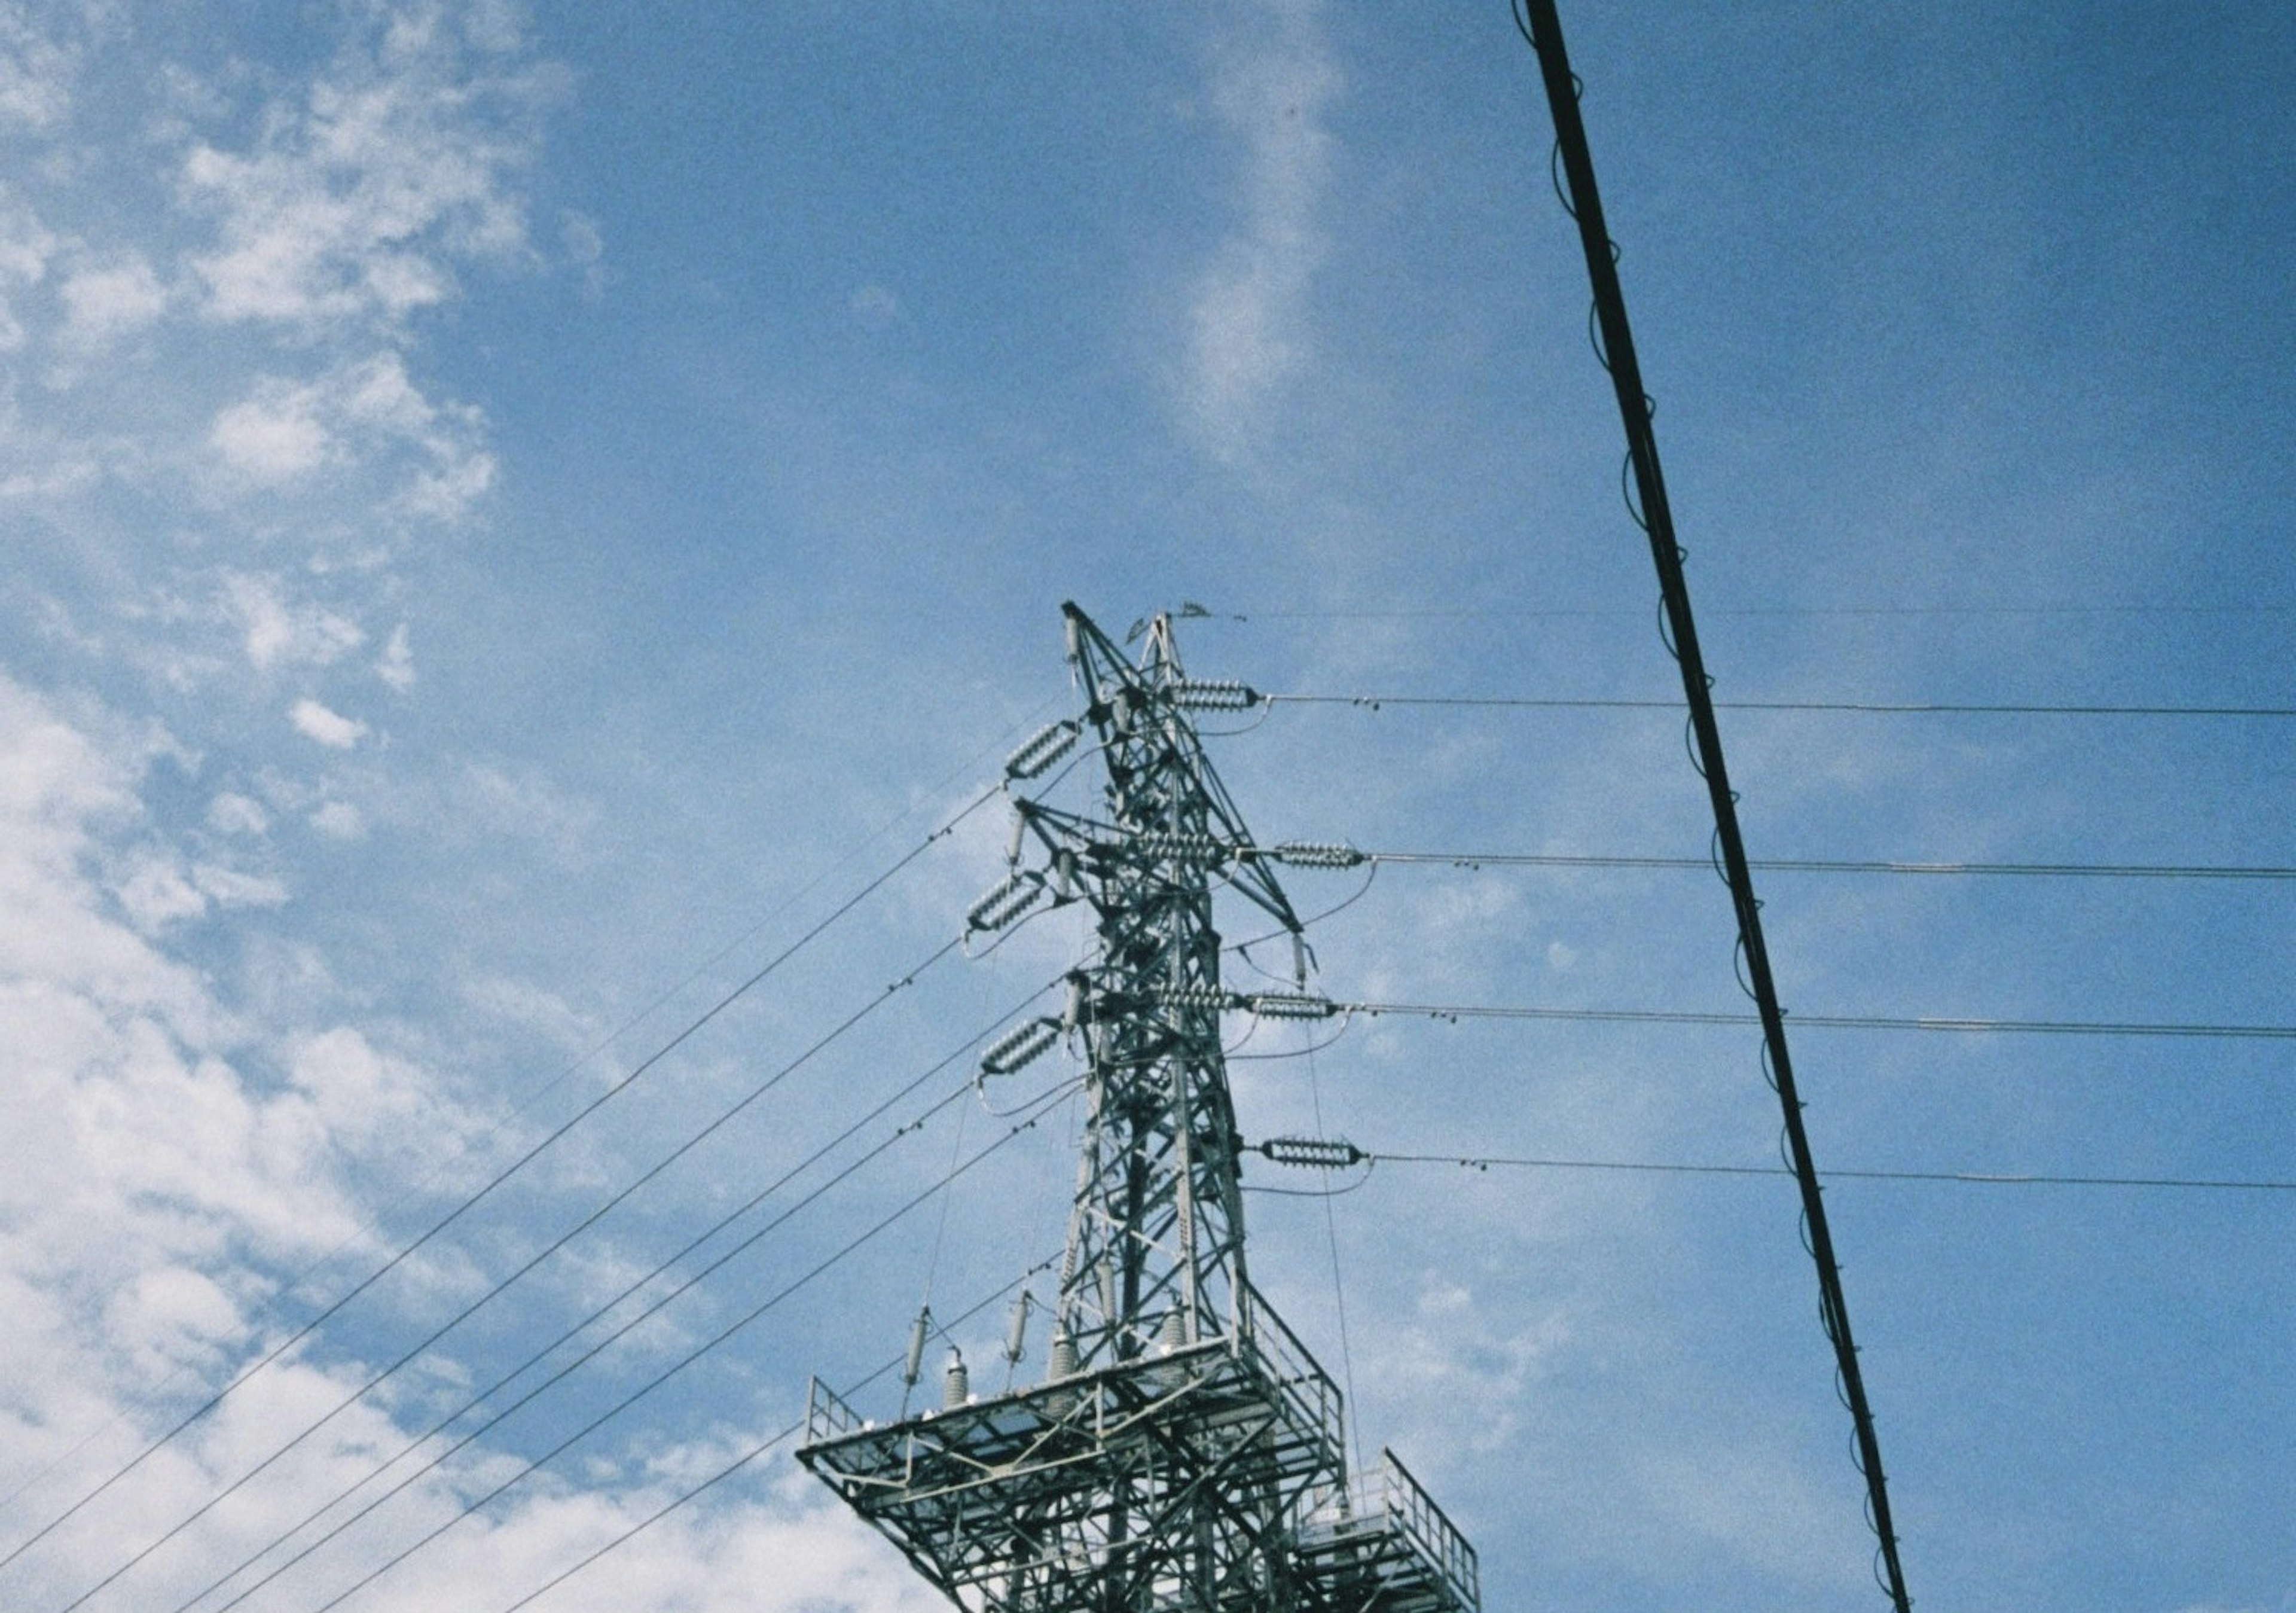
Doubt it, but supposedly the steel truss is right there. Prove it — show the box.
[801,605,1479,1613]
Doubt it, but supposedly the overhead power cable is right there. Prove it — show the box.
[484,1255,1061,1613]
[136,978,1056,1613]
[164,982,1064,1613]
[0,715,1049,1533]
[1266,693,2296,719]
[1366,1151,2296,1194]
[1027,811,2295,886]
[51,937,960,1613]
[1336,999,2296,1041]
[0,792,993,1581]
[276,1084,1071,1613]
[1360,849,2296,881]
[1253,840,2296,884]
[1219,603,2296,621]
[1518,0,1912,1601]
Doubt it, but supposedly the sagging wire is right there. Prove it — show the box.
[1190,699,1280,740]
[976,1069,1085,1123]
[1304,1027,1365,1469]
[1226,861,1379,959]
[1226,1011,1355,1062]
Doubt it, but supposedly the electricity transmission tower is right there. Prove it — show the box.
[801,603,1479,1613]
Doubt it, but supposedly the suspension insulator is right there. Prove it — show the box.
[1155,986,1236,1012]
[1258,1135,1366,1169]
[967,871,1047,932]
[1246,992,1338,1020]
[1004,720,1079,780]
[1004,1292,1033,1366]
[981,1017,1061,1076]
[1270,840,1366,869]
[1135,831,1231,865]
[903,1306,933,1388]
[1170,679,1259,711]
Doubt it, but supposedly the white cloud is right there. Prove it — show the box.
[0,184,56,349]
[208,353,494,518]
[211,378,332,481]
[1180,0,1339,461]
[289,697,366,749]
[309,798,367,838]
[179,15,555,331]
[58,254,169,347]
[378,621,417,689]
[205,791,270,836]
[226,574,367,670]
[0,3,74,131]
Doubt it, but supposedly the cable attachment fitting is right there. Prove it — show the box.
[967,870,1048,932]
[1244,992,1339,1021]
[1257,1136,1366,1169]
[1169,679,1260,712]
[981,1017,1061,1077]
[1004,720,1079,782]
[1269,840,1366,869]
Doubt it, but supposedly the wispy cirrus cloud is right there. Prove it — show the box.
[1179,0,1340,463]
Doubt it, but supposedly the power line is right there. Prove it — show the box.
[59,937,969,1613]
[0,715,1052,1533]
[1342,999,2296,1041]
[1523,0,1916,1591]
[1269,692,2296,719]
[284,1087,1070,1613]
[1367,1151,2296,1194]
[484,1257,1060,1613]
[1220,604,2296,620]
[0,795,992,1580]
[164,984,1062,1613]
[1341,847,2296,883]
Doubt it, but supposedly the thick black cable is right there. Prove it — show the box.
[1339,998,2296,1041]
[484,1255,1061,1613]
[1515,4,1913,1603]
[0,792,992,1580]
[1370,1151,2296,1193]
[1269,692,2296,719]
[157,980,1064,1613]
[47,935,963,1613]
[285,1090,1065,1613]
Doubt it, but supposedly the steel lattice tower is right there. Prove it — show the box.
[801,605,1479,1613]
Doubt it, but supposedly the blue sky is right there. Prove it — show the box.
[0,2,2289,1611]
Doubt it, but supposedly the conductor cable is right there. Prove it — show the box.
[158,979,1065,1613]
[0,793,994,1578]
[277,1082,1074,1613]
[55,936,969,1613]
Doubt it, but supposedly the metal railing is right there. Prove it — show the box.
[804,1375,866,1443]
[1300,1448,1480,1612]
[1236,1283,1348,1463]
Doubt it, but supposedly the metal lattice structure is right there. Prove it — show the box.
[800,604,1479,1613]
